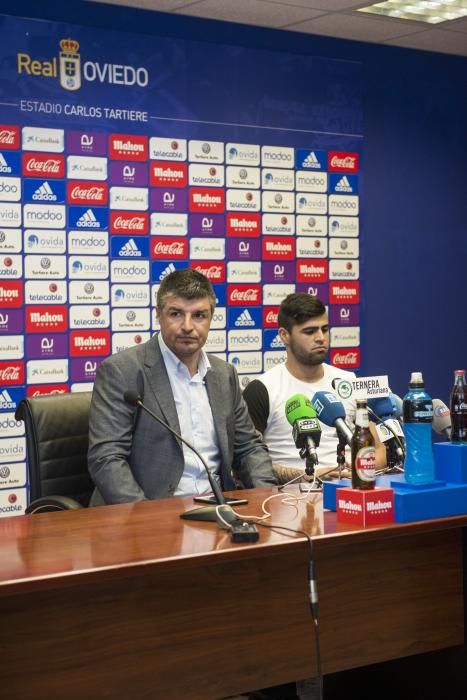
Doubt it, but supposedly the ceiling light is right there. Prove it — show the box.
[358,0,467,23]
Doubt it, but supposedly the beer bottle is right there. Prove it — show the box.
[351,399,376,490]
[450,369,467,443]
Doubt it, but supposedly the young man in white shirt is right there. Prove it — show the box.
[243,293,386,483]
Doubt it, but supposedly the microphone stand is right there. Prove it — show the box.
[336,437,347,480]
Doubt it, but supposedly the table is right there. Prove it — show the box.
[0,486,465,699]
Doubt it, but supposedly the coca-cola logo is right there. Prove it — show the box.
[0,127,19,147]
[68,181,107,204]
[328,151,359,173]
[330,349,360,369]
[151,238,187,259]
[23,153,65,178]
[228,285,261,305]
[26,159,60,172]
[191,262,225,281]
[110,212,149,234]
[0,367,20,380]
[154,242,184,255]
[0,362,24,384]
[266,311,277,324]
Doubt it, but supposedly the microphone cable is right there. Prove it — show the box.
[256,521,323,700]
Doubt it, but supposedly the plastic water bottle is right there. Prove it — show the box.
[403,371,435,484]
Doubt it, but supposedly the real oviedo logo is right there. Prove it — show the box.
[17,39,149,90]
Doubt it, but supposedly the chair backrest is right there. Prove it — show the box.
[15,392,94,507]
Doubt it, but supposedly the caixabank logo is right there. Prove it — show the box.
[17,38,149,90]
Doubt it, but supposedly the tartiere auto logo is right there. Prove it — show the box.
[17,39,149,90]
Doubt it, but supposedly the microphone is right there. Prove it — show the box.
[367,395,405,464]
[432,398,452,440]
[311,391,353,445]
[123,390,259,541]
[285,394,321,475]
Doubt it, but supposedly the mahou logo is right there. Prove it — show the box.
[110,134,148,162]
[110,211,149,235]
[330,348,361,369]
[328,151,359,173]
[228,284,261,306]
[150,161,187,188]
[22,153,65,178]
[330,281,360,304]
[0,125,20,150]
[67,180,108,205]
[0,281,23,307]
[262,237,294,261]
[189,188,225,213]
[70,330,110,357]
[26,305,68,333]
[151,238,188,259]
[190,261,226,282]
[0,361,24,385]
[226,213,260,237]
[263,306,279,328]
[296,260,328,283]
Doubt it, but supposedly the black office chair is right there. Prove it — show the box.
[15,392,94,514]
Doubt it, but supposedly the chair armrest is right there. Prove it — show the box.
[25,496,84,514]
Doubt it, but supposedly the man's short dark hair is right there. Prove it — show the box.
[278,293,326,332]
[156,269,217,311]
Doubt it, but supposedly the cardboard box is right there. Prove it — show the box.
[336,486,394,527]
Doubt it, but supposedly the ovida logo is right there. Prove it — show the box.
[17,38,149,90]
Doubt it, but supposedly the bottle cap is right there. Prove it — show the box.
[409,371,424,388]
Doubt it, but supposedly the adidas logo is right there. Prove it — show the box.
[270,334,285,348]
[335,176,352,192]
[118,238,141,257]
[302,152,320,169]
[76,209,100,228]
[159,263,177,280]
[0,154,12,173]
[235,309,255,327]
[32,181,56,201]
[0,389,16,409]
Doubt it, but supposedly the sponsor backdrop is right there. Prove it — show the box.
[0,13,363,516]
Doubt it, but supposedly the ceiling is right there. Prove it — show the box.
[86,0,467,56]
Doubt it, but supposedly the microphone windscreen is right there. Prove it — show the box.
[432,398,452,434]
[311,390,346,427]
[389,393,403,418]
[285,394,316,425]
[367,396,394,420]
[124,389,141,406]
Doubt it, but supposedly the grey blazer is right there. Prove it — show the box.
[88,334,275,505]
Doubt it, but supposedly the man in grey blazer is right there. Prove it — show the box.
[88,268,276,505]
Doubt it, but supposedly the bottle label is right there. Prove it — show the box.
[356,447,376,482]
[403,399,433,423]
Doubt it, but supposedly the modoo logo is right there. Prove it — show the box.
[17,39,149,91]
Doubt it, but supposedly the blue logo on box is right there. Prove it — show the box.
[0,151,21,176]
[111,236,149,259]
[23,179,66,203]
[295,149,327,171]
[227,307,262,330]
[329,173,359,194]
[68,206,108,230]
[263,330,285,351]
[151,260,188,282]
